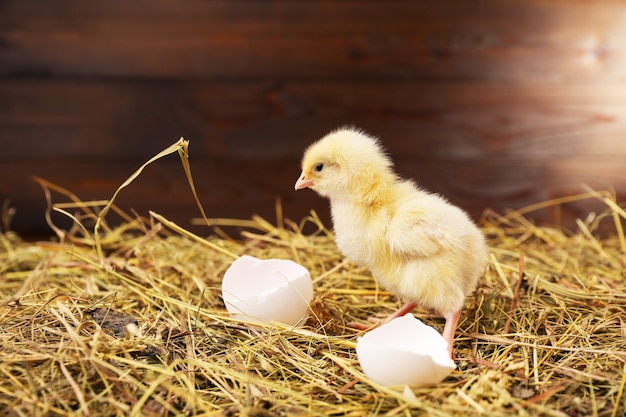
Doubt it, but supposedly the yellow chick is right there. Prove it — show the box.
[294,126,488,357]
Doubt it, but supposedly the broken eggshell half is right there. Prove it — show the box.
[221,255,313,326]
[356,314,456,386]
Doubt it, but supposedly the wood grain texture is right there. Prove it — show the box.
[1,1,626,237]
[2,157,620,238]
[3,80,626,159]
[2,0,626,81]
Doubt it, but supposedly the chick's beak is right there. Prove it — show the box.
[294,172,314,190]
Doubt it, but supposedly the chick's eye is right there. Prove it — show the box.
[314,163,324,172]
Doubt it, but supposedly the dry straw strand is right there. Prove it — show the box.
[1,142,625,416]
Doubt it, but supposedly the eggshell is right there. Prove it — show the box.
[221,255,313,326]
[356,314,456,386]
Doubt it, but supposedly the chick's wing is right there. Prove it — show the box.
[385,200,465,259]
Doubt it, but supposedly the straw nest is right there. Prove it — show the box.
[1,140,625,416]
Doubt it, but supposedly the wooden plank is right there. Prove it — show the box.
[2,160,300,238]
[2,156,624,238]
[2,0,626,81]
[2,79,626,161]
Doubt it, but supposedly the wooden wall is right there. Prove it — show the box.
[2,1,626,237]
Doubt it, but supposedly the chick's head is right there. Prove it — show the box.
[294,126,394,200]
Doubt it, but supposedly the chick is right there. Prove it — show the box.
[294,127,488,357]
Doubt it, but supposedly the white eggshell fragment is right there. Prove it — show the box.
[356,314,456,386]
[221,255,313,326]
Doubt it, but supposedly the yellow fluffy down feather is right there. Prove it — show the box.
[295,126,488,357]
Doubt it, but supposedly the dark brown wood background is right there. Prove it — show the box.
[2,0,626,238]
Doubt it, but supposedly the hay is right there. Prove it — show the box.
[1,144,625,416]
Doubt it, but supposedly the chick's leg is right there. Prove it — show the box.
[442,309,461,358]
[349,301,418,330]
[386,301,418,321]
